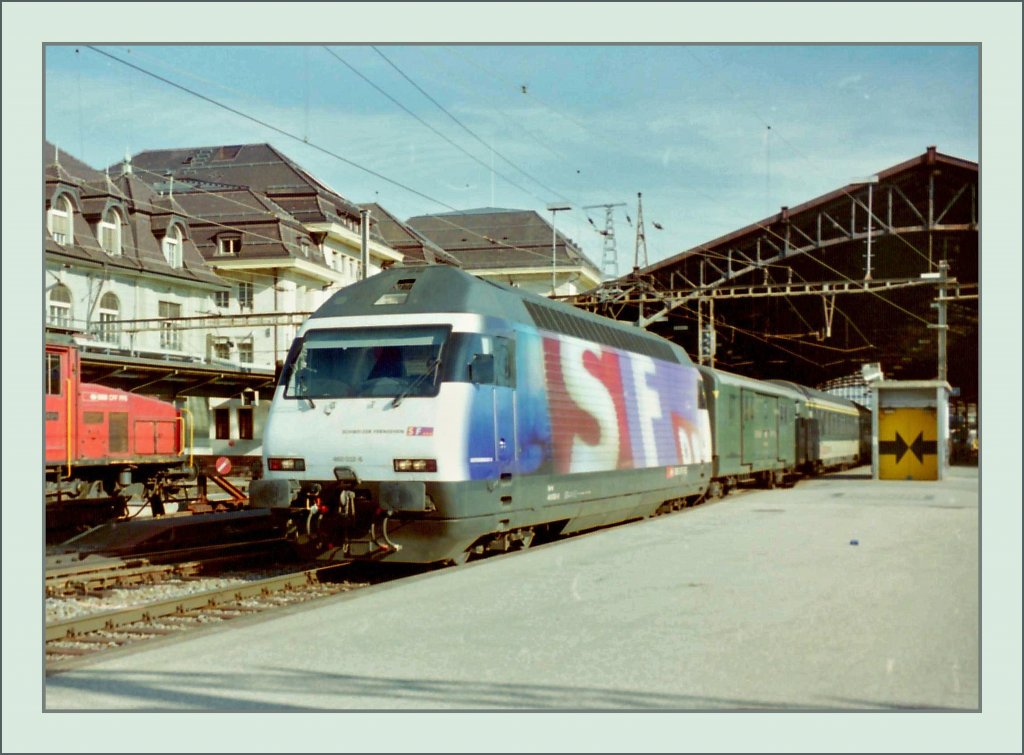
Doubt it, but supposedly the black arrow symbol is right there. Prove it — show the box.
[879,431,938,464]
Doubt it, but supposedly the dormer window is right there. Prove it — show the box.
[47,195,73,246]
[300,239,310,258]
[163,224,183,268]
[217,234,242,256]
[97,207,124,256]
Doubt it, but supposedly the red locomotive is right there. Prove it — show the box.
[45,338,195,538]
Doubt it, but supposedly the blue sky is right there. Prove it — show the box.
[44,42,978,270]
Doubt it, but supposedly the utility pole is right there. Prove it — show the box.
[936,260,948,382]
[359,208,370,280]
[634,192,648,272]
[922,259,949,382]
[546,203,571,296]
[697,297,716,367]
[582,202,626,280]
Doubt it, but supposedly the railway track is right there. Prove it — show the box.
[43,485,760,673]
[46,563,362,672]
[46,555,207,597]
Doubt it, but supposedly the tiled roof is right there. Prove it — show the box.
[124,143,368,231]
[361,203,459,266]
[168,188,309,262]
[44,144,224,288]
[44,142,108,184]
[405,208,600,272]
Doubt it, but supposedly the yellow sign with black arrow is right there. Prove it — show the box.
[878,408,939,480]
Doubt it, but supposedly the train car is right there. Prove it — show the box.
[251,265,713,565]
[45,337,193,534]
[696,366,807,495]
[769,380,864,472]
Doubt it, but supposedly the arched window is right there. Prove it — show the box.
[47,195,74,246]
[163,224,183,268]
[97,292,120,343]
[48,284,73,328]
[97,207,123,256]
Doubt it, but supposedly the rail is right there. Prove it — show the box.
[46,564,346,643]
[46,557,205,597]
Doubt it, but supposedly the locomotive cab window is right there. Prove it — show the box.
[444,333,515,388]
[283,325,449,400]
[46,353,63,395]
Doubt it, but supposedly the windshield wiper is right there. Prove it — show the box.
[296,374,315,408]
[391,357,440,408]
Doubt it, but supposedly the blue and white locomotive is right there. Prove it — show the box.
[251,265,713,564]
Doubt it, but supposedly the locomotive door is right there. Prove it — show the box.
[466,333,518,498]
[492,335,518,505]
[45,348,69,465]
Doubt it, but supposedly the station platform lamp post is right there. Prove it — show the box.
[547,203,571,296]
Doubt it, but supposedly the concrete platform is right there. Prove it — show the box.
[31,466,1017,753]
[44,467,980,716]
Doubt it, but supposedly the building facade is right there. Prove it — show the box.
[46,143,227,359]
[121,143,409,460]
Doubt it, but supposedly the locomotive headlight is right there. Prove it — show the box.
[268,457,306,471]
[393,459,437,473]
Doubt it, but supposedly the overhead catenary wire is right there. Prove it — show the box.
[444,46,938,340]
[660,306,868,370]
[370,46,572,206]
[83,46,598,275]
[86,46,455,214]
[82,44,948,337]
[420,47,577,168]
[448,44,944,332]
[322,46,549,206]
[440,46,632,227]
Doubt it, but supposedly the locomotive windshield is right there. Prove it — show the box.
[283,326,449,400]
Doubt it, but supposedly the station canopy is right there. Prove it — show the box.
[570,147,978,403]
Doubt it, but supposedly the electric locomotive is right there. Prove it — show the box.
[251,265,713,565]
[45,337,194,536]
